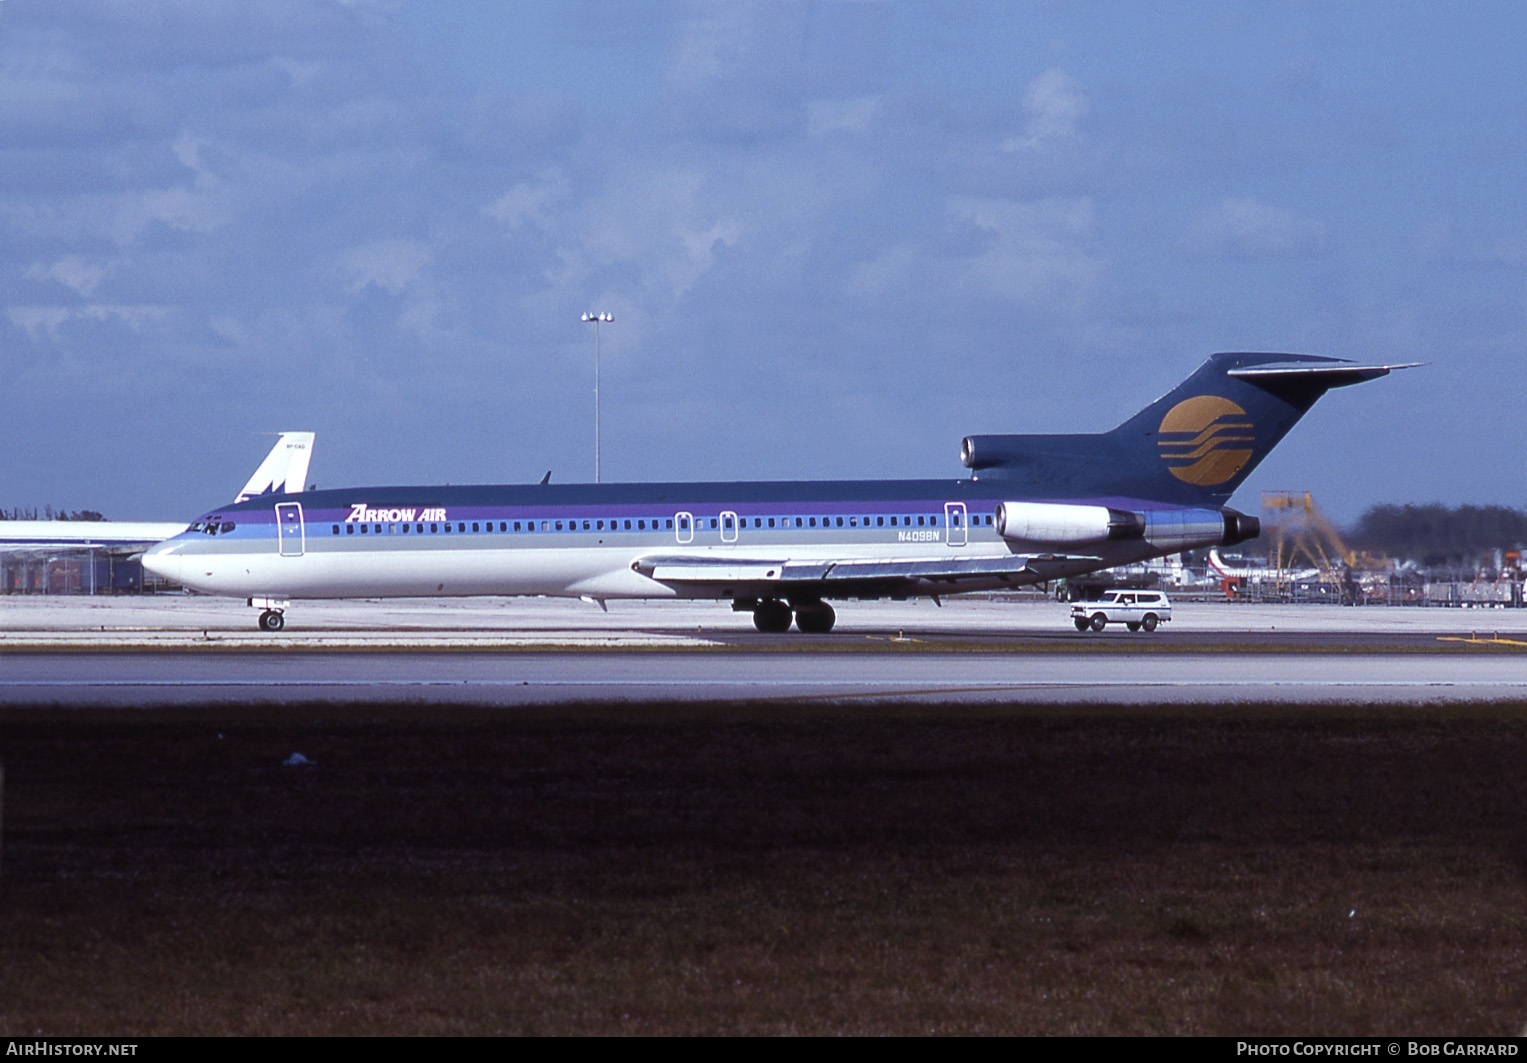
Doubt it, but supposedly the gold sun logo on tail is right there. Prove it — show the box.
[1157,396,1256,486]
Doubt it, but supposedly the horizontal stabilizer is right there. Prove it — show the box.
[1226,361,1422,389]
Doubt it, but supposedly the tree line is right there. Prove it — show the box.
[0,506,107,521]
[1348,503,1527,567]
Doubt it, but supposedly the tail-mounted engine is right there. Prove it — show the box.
[993,500,1260,550]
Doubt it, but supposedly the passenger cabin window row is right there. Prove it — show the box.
[326,512,996,536]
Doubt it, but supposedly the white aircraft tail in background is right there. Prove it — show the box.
[235,432,315,503]
[0,432,317,555]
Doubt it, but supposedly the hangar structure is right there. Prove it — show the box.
[0,521,190,594]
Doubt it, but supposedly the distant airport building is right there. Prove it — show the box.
[1,431,315,596]
[0,521,189,595]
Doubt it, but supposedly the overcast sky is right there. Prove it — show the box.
[3,1,1523,523]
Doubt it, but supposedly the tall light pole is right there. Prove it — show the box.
[581,311,613,483]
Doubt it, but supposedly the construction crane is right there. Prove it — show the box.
[1261,491,1390,601]
[1262,491,1353,576]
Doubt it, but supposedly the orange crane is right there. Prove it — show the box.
[1261,491,1389,598]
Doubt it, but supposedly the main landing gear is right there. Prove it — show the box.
[744,598,837,634]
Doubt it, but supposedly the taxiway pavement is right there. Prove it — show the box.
[3,595,1525,707]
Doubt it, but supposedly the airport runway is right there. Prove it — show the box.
[3,595,1526,706]
[4,647,1527,706]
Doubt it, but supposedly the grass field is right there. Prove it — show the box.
[1,702,1523,1035]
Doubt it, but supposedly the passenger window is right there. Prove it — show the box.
[346,525,354,535]
[360,525,368,534]
[638,520,646,530]
[666,519,673,529]
[625,520,633,530]
[401,524,410,534]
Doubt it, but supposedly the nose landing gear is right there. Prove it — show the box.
[249,598,291,633]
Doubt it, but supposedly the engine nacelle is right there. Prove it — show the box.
[959,436,988,470]
[1142,507,1262,551]
[995,502,1146,544]
[995,502,1261,551]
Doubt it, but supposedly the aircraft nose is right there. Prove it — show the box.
[141,542,182,584]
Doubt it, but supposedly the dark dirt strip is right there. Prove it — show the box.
[1,701,1523,1035]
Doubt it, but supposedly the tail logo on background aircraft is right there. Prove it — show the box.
[1157,396,1255,486]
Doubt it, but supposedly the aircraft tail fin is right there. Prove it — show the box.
[234,432,315,503]
[961,353,1415,506]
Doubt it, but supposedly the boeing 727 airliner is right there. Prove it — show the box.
[143,353,1409,632]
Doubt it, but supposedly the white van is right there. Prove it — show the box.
[1071,590,1172,633]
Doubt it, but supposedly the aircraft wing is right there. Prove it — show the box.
[635,552,1099,592]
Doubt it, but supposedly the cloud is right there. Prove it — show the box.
[1004,68,1088,152]
[338,239,432,295]
[25,255,112,296]
[807,96,881,137]
[7,306,72,339]
[1183,197,1329,259]
[486,171,568,230]
[570,166,749,304]
[8,303,167,341]
[945,195,1103,310]
[846,244,916,299]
